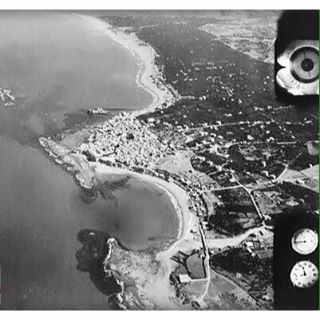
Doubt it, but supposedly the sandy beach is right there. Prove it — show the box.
[78,14,178,116]
[103,23,178,117]
[91,163,197,246]
[62,15,192,248]
[93,163,198,309]
[39,14,197,309]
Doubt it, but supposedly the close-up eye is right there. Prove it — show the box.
[276,41,319,95]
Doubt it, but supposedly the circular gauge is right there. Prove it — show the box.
[290,260,318,288]
[291,228,318,255]
[289,46,319,83]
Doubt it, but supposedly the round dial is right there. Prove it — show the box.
[290,260,318,288]
[289,46,319,83]
[291,228,318,255]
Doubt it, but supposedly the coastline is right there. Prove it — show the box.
[52,14,190,247]
[3,11,303,310]
[39,15,179,189]
[102,21,179,117]
[91,163,196,247]
[90,165,197,309]
[39,14,195,309]
[78,14,179,116]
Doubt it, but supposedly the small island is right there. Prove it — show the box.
[0,88,15,107]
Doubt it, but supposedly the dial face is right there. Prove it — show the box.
[289,46,319,83]
[291,228,318,255]
[290,260,318,288]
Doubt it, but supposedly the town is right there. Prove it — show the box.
[52,105,316,309]
[38,11,319,310]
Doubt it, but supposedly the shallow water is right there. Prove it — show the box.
[0,11,152,141]
[91,174,179,251]
[0,12,176,309]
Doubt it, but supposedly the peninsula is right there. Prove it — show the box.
[39,12,318,310]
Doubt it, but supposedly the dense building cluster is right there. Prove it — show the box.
[101,12,318,309]
[77,113,171,168]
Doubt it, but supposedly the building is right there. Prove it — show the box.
[178,274,191,284]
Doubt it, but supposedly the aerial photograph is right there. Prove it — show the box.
[0,9,318,310]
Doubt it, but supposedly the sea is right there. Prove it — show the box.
[0,11,178,309]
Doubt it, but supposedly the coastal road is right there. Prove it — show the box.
[197,222,211,306]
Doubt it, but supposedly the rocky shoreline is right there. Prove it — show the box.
[39,15,192,309]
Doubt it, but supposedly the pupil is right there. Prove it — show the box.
[301,58,314,72]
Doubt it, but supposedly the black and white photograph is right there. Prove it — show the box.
[0,2,319,312]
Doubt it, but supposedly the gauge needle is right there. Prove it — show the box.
[294,240,307,243]
[302,267,307,276]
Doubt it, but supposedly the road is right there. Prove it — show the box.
[197,222,211,306]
